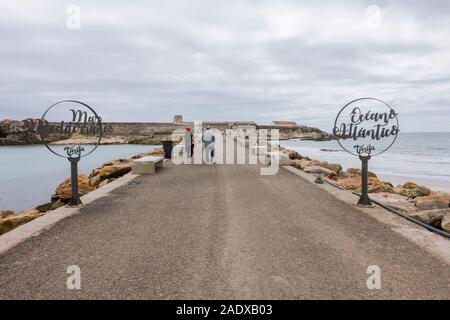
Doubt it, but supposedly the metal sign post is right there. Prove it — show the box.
[333,97,399,208]
[69,156,82,206]
[357,155,372,207]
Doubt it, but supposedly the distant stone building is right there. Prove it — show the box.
[272,120,306,128]
[203,121,257,131]
[173,115,183,123]
[272,121,298,126]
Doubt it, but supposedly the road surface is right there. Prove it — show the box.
[0,162,449,299]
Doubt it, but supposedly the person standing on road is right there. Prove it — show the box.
[184,127,193,162]
[202,125,215,164]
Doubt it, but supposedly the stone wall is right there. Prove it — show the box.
[107,121,329,140]
[106,122,330,141]
[0,118,331,145]
[108,122,177,136]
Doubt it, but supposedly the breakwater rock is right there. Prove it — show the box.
[0,209,43,235]
[278,145,450,233]
[0,118,69,145]
[0,147,164,235]
[49,147,164,209]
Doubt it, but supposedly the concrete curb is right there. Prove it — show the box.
[282,165,450,265]
[0,172,139,256]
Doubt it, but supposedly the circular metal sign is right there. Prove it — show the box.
[333,98,399,157]
[39,100,102,158]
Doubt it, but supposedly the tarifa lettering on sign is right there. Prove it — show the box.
[333,98,400,157]
[64,145,86,157]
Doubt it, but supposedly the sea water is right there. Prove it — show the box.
[281,132,450,191]
[0,144,158,212]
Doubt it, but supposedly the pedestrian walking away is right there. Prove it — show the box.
[202,125,215,164]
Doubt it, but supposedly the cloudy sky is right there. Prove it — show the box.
[0,0,449,132]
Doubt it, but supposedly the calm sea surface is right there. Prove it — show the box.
[282,132,450,191]
[0,144,158,212]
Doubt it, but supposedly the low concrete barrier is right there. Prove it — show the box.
[132,156,164,174]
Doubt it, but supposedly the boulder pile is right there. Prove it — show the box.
[50,147,164,210]
[0,209,43,235]
[0,147,164,235]
[279,145,450,233]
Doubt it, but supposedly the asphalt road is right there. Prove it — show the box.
[0,162,449,299]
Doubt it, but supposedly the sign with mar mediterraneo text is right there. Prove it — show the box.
[333,98,399,157]
[39,100,103,158]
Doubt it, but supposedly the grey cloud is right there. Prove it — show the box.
[0,0,449,131]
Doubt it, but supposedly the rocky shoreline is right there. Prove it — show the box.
[0,117,331,146]
[0,118,172,146]
[0,147,165,235]
[274,145,450,234]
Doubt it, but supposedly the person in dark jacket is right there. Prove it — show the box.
[184,127,193,162]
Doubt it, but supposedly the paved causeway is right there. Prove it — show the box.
[0,162,449,299]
